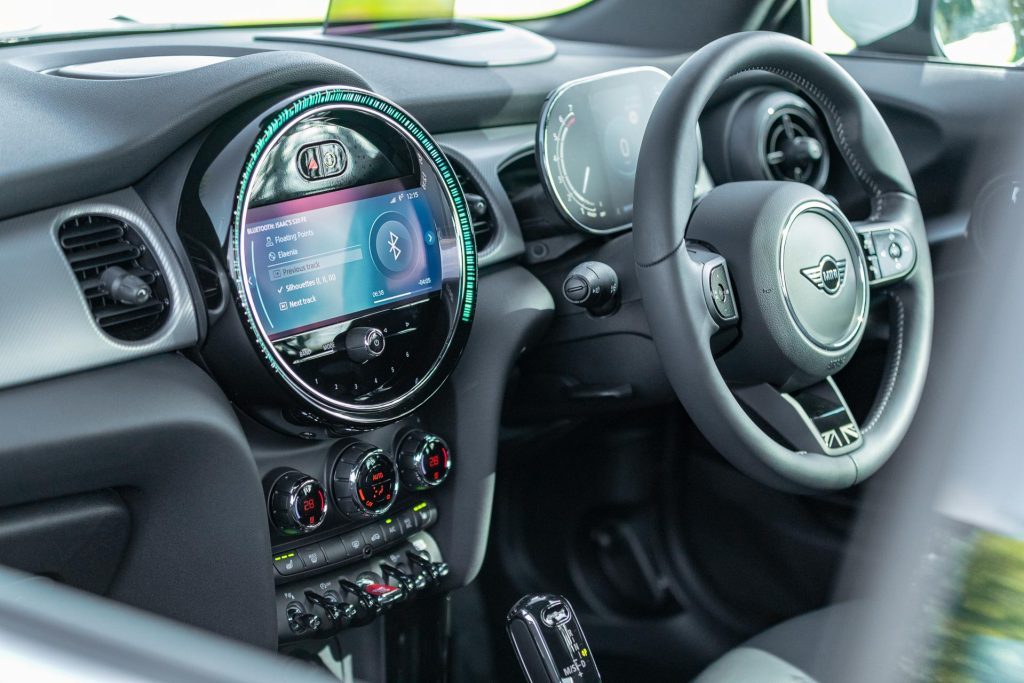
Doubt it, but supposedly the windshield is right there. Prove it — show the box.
[0,0,590,43]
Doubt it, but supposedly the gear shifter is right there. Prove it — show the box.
[507,594,601,682]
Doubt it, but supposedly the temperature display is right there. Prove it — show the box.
[354,451,398,515]
[294,480,328,528]
[398,431,452,490]
[422,440,450,484]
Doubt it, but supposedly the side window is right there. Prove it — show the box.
[809,0,1024,67]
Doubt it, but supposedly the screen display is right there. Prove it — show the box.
[538,68,669,233]
[242,176,444,341]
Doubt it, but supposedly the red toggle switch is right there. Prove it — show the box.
[363,582,404,608]
[364,583,399,598]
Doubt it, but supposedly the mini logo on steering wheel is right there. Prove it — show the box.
[800,255,847,296]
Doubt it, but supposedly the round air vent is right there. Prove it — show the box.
[761,100,829,187]
[58,215,170,341]
[719,90,830,190]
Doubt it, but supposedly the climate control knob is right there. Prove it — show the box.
[397,431,452,490]
[332,443,399,519]
[267,470,328,535]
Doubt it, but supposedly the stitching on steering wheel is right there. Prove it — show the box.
[729,66,885,218]
[862,292,905,434]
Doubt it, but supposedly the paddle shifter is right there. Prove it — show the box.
[507,594,601,682]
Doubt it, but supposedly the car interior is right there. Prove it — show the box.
[1,0,1022,680]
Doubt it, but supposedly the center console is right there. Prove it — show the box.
[174,74,555,677]
[178,84,480,658]
[265,429,452,643]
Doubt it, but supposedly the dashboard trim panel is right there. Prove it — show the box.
[0,188,198,392]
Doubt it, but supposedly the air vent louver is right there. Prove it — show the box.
[761,104,829,189]
[58,215,169,341]
[451,161,496,251]
[185,240,224,311]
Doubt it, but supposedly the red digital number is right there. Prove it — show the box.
[372,471,384,482]
[302,498,316,513]
[427,455,440,469]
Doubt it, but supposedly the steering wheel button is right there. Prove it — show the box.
[871,228,916,280]
[708,264,737,320]
[860,233,876,256]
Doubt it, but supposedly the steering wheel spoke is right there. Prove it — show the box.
[855,223,918,288]
[735,377,862,457]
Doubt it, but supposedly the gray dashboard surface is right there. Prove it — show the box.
[0,354,278,647]
[0,47,370,222]
[0,28,681,222]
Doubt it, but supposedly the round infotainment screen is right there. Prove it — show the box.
[231,88,476,425]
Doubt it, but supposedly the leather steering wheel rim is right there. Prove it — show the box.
[633,31,934,492]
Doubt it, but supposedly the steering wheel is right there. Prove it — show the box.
[634,32,933,492]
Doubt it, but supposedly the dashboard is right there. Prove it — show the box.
[0,21,875,654]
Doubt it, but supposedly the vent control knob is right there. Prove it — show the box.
[100,265,152,305]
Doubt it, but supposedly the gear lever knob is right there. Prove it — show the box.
[507,594,601,683]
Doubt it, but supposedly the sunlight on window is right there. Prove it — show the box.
[808,0,856,55]
[456,0,590,20]
[0,0,591,35]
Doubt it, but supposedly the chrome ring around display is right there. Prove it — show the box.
[231,87,477,424]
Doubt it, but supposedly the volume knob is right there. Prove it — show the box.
[345,326,386,363]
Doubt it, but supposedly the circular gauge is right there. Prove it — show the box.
[538,67,669,234]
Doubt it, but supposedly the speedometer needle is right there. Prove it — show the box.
[582,166,591,195]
